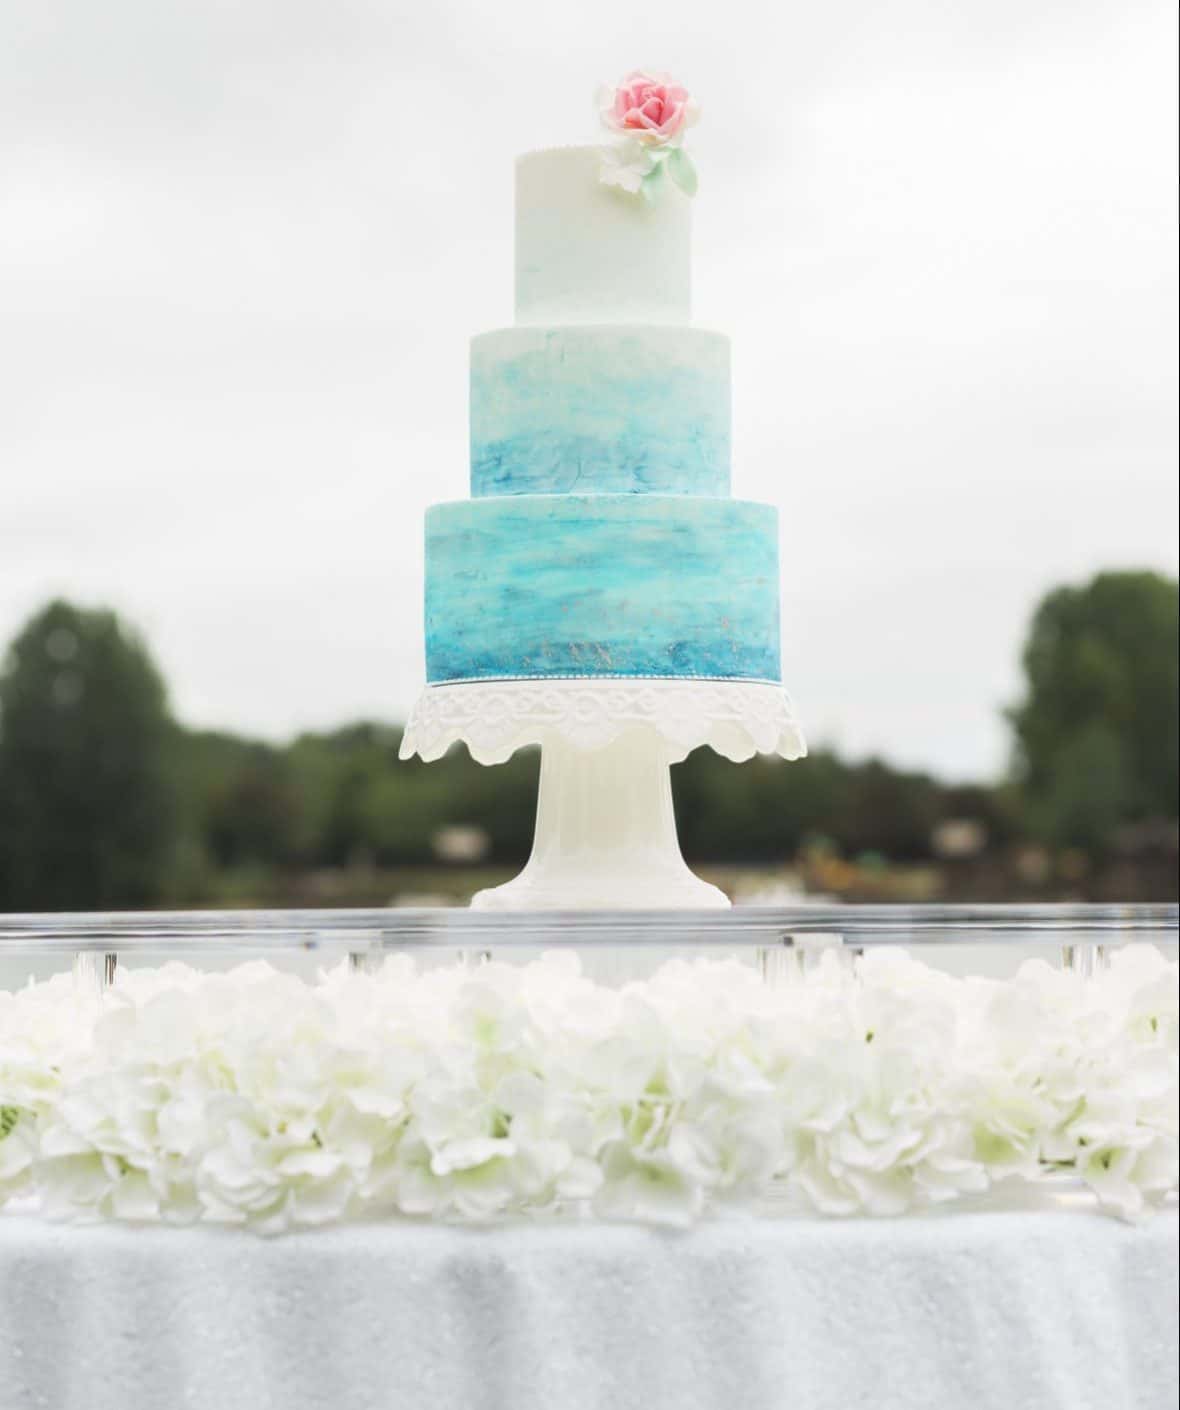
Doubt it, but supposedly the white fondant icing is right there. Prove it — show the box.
[515,147,691,325]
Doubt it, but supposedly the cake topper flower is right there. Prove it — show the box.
[596,70,700,202]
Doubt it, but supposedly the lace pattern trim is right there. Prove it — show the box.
[400,678,807,765]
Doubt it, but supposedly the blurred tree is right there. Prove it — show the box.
[0,601,178,908]
[834,758,941,860]
[288,724,399,867]
[937,782,1020,847]
[286,725,540,867]
[176,732,302,870]
[674,747,940,863]
[1010,571,1179,847]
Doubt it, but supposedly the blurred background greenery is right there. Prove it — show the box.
[0,569,1175,912]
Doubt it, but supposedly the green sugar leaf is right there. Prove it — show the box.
[668,148,698,197]
[640,158,667,205]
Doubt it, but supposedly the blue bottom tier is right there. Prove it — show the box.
[424,495,780,683]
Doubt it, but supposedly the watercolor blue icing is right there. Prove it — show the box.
[470,327,730,497]
[425,495,780,683]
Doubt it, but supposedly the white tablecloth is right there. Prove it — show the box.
[1,1203,1176,1410]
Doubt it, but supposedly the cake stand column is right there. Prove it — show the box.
[472,728,728,910]
[401,678,806,911]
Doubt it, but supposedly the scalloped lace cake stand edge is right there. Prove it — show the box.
[400,679,807,911]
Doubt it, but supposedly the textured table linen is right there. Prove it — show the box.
[1,1205,1176,1410]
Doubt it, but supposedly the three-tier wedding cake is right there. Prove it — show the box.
[403,75,804,909]
[423,141,781,686]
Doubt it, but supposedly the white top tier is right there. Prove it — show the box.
[514,146,691,325]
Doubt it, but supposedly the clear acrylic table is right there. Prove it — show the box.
[1,901,1174,996]
[1,903,1176,1410]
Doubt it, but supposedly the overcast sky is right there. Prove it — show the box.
[2,0,1176,781]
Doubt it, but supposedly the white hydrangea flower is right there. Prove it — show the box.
[1,948,1175,1229]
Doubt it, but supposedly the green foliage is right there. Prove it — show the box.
[162,718,542,892]
[284,727,539,866]
[0,601,178,908]
[1010,571,1179,846]
[0,574,1174,909]
[174,731,303,866]
[673,748,945,863]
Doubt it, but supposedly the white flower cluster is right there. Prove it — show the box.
[1,947,1175,1232]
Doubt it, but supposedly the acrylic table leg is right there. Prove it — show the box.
[758,944,796,987]
[760,935,854,986]
[72,951,117,995]
[1061,943,1107,977]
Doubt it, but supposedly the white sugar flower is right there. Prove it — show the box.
[598,137,658,196]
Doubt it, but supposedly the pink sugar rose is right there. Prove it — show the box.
[596,70,700,200]
[600,70,698,146]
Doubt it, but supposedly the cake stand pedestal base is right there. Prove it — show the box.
[471,731,727,910]
[400,679,806,912]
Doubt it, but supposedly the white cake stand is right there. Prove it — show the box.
[399,679,806,910]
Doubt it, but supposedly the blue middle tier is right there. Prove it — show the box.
[425,495,780,683]
[470,326,730,497]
